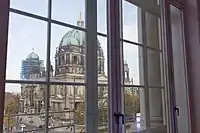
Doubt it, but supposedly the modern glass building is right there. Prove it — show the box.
[0,0,200,133]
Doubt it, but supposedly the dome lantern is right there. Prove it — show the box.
[77,12,84,27]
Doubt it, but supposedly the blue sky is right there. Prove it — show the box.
[6,0,140,92]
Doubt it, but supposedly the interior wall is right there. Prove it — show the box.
[184,0,200,132]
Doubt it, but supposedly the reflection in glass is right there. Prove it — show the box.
[98,86,108,132]
[122,0,140,43]
[97,0,107,34]
[124,87,146,132]
[6,13,47,81]
[147,49,163,87]
[97,36,107,84]
[123,42,143,85]
[148,88,166,131]
[145,12,162,49]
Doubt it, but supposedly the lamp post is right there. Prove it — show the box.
[73,76,75,133]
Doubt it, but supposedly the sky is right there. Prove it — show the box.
[6,0,140,92]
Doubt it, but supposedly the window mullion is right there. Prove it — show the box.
[140,9,151,130]
[0,0,10,131]
[85,0,98,132]
[44,0,52,132]
[107,0,124,132]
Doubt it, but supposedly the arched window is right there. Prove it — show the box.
[81,55,84,65]
[73,55,78,64]
[58,58,61,65]
[66,54,70,64]
[61,56,65,64]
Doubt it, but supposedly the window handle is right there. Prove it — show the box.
[114,112,119,125]
[174,107,180,116]
[119,113,125,124]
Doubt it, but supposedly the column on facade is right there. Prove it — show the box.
[64,53,66,64]
[69,53,72,64]
[37,101,40,113]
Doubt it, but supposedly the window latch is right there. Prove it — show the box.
[174,107,180,116]
[114,112,125,125]
[114,112,120,125]
[119,113,125,124]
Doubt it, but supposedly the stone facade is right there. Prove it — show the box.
[20,16,131,119]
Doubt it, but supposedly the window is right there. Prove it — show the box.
[73,56,78,64]
[1,0,170,133]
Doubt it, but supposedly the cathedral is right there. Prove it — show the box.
[20,15,131,119]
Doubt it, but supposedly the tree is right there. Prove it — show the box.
[5,94,20,115]
[124,91,140,117]
[74,91,140,126]
[74,100,108,125]
[75,102,84,125]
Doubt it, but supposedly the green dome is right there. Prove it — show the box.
[59,29,85,47]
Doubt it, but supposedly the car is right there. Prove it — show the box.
[29,120,34,124]
[38,125,44,129]
[19,118,23,121]
[38,124,51,129]
[28,115,33,118]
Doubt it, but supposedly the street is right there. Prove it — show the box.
[11,115,82,133]
[8,116,147,133]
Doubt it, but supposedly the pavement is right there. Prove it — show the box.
[4,114,148,133]
[11,115,83,133]
[11,119,147,133]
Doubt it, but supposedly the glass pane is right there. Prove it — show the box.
[4,83,46,132]
[149,88,167,132]
[97,0,107,34]
[123,42,144,85]
[147,49,163,87]
[98,85,108,132]
[6,13,47,81]
[122,0,141,43]
[50,23,86,83]
[145,12,162,50]
[97,35,108,84]
[48,84,85,132]
[10,0,48,17]
[124,87,146,132]
[52,0,85,28]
